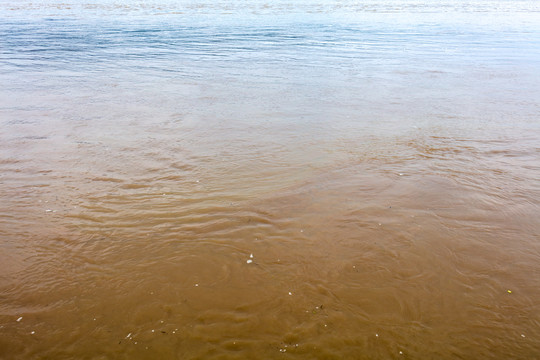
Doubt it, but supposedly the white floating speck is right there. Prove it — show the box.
[378,223,382,226]
[45,209,52,212]
[134,342,137,344]
[93,318,96,321]
[300,229,303,233]
[246,259,253,264]
[31,331,35,335]
[126,333,132,339]
[172,331,176,334]
[324,324,327,327]
[399,351,403,355]
[16,317,22,322]
[151,330,155,333]
[288,292,292,296]
[250,253,253,258]
[195,284,199,287]
[521,334,526,338]
[399,173,404,176]
[375,333,379,337]
[160,320,164,324]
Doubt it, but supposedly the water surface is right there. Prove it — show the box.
[1,0,540,358]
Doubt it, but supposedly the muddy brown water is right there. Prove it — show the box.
[1,1,540,358]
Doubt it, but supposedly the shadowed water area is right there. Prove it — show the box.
[1,0,540,358]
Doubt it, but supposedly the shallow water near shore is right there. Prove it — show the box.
[1,0,540,358]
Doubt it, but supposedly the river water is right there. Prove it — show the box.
[1,0,540,358]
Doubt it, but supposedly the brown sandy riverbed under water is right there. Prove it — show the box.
[1,2,540,358]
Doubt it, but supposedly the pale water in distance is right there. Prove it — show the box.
[1,0,540,358]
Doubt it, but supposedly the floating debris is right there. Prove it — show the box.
[195,284,199,287]
[507,290,512,294]
[399,351,403,355]
[16,317,22,322]
[31,331,35,335]
[376,334,379,337]
[521,334,526,338]
[288,292,292,296]
[250,253,253,258]
[246,259,253,264]
[125,333,132,339]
